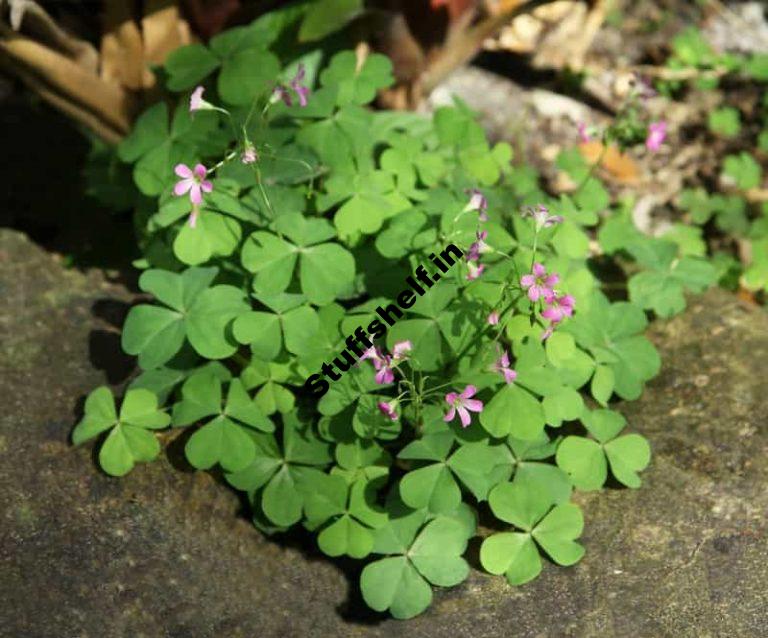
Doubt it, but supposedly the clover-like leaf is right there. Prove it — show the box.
[555,408,651,490]
[72,387,170,477]
[723,152,762,190]
[174,373,274,473]
[233,293,321,361]
[320,50,394,106]
[480,384,546,439]
[564,292,660,400]
[304,474,386,558]
[398,433,499,514]
[173,212,241,266]
[361,515,471,619]
[480,481,584,585]
[241,216,355,304]
[164,44,220,91]
[627,240,716,318]
[225,411,332,526]
[122,267,249,369]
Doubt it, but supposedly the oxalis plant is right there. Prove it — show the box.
[70,17,699,620]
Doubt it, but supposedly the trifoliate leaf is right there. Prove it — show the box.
[72,387,169,476]
[165,44,220,91]
[320,51,394,106]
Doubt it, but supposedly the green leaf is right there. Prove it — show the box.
[72,387,168,476]
[481,385,545,439]
[591,364,615,406]
[241,231,298,295]
[399,463,460,514]
[408,517,470,586]
[233,311,282,360]
[604,434,651,488]
[708,106,741,137]
[165,44,220,91]
[531,503,585,565]
[262,465,306,525]
[318,514,374,558]
[172,371,222,425]
[555,436,607,490]
[99,423,160,477]
[320,51,394,106]
[487,481,551,531]
[723,152,762,190]
[173,212,241,266]
[185,285,249,359]
[122,268,247,368]
[118,388,170,429]
[72,386,118,444]
[225,378,274,432]
[299,0,362,42]
[118,102,168,162]
[218,48,280,105]
[185,415,256,472]
[480,532,541,585]
[299,242,356,305]
[483,482,584,583]
[360,556,432,620]
[122,305,186,370]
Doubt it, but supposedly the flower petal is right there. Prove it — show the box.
[174,163,192,178]
[189,184,202,205]
[461,385,477,399]
[463,399,483,413]
[174,178,193,196]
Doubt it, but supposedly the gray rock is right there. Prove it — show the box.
[1,228,766,638]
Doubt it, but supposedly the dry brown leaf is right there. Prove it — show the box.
[579,140,641,184]
[737,288,759,305]
[101,0,145,90]
[0,28,133,132]
[142,1,191,66]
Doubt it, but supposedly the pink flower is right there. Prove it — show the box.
[290,64,310,107]
[645,121,667,151]
[493,350,517,384]
[466,230,490,261]
[274,64,310,107]
[391,340,412,361]
[521,263,559,302]
[464,189,488,221]
[190,86,206,112]
[378,400,398,421]
[174,163,213,206]
[466,262,484,281]
[487,311,499,325]
[444,385,483,428]
[241,144,258,165]
[577,122,591,143]
[360,346,394,384]
[542,293,575,324]
[361,341,410,385]
[522,204,563,231]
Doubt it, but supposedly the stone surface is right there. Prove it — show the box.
[1,228,767,638]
